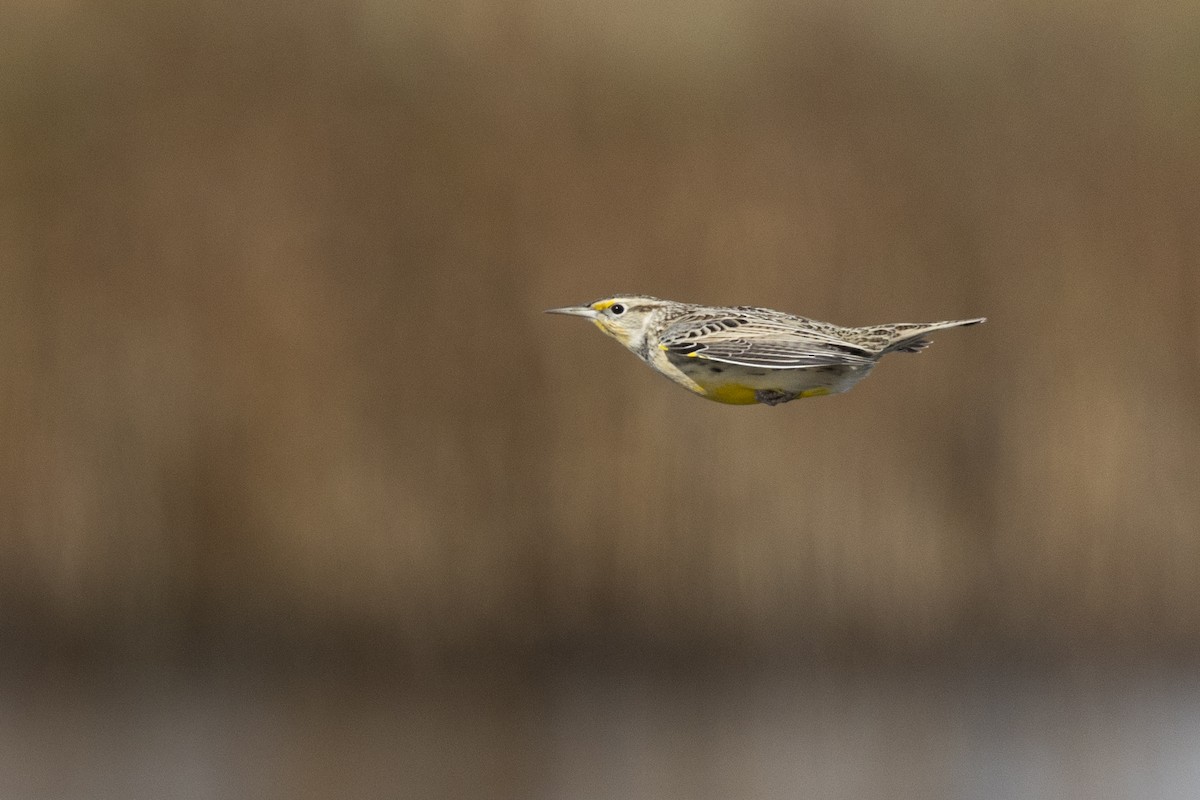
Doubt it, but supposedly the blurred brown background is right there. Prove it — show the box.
[2,0,1199,797]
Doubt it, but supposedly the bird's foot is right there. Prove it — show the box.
[756,389,798,406]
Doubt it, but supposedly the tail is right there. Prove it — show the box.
[880,317,986,354]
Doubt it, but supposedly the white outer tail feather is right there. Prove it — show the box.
[883,318,987,355]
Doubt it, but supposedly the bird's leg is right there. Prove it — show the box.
[755,389,797,406]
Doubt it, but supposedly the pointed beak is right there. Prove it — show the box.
[544,305,597,319]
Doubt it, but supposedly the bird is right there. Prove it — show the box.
[545,295,985,405]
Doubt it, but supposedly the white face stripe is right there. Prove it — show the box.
[617,305,663,355]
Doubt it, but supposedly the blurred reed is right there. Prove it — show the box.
[1,0,1198,665]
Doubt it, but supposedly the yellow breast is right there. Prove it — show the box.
[703,383,761,405]
[700,383,834,404]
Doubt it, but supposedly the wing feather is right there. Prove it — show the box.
[659,310,875,370]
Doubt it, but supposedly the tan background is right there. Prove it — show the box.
[2,0,1198,796]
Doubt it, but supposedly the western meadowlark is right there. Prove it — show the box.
[545,295,985,405]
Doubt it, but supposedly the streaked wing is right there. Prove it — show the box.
[659,310,876,370]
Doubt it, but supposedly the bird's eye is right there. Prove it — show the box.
[610,304,625,315]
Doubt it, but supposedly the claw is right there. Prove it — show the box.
[755,389,797,406]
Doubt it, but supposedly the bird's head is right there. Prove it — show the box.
[544,295,672,351]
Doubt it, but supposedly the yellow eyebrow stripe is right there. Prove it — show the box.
[592,300,617,311]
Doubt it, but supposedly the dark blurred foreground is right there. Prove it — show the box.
[3,0,1200,795]
[2,660,1199,799]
